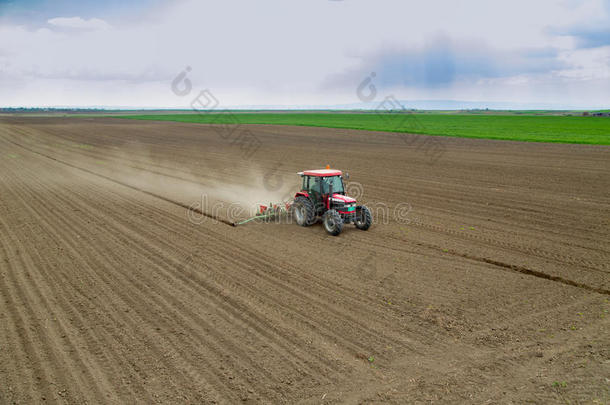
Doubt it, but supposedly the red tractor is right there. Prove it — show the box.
[292,167,372,236]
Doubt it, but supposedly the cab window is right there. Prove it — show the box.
[308,177,320,193]
[320,176,344,194]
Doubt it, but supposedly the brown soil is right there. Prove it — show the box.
[0,116,608,404]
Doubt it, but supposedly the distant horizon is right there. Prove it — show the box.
[1,99,608,112]
[2,108,609,112]
[2,106,608,112]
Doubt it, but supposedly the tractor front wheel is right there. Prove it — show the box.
[293,196,316,226]
[355,205,372,230]
[323,209,343,236]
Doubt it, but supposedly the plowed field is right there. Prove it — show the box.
[0,116,608,403]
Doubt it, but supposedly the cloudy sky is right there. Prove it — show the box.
[1,0,609,109]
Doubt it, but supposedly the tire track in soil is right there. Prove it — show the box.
[0,127,475,402]
[0,131,482,346]
[0,215,114,403]
[6,134,442,355]
[0,139,235,400]
[23,167,341,385]
[30,147,418,367]
[0,224,88,402]
[369,177,609,241]
[394,235,610,296]
[1,157,258,403]
[1,137,364,401]
[102,184,449,356]
[0,160,102,403]
[10,125,608,276]
[8,136,236,226]
[2,118,608,403]
[0,195,37,405]
[407,219,608,274]
[0,157,160,402]
[8,125,592,370]
[5,124,256,197]
[3,129,439,348]
[10,123,608,276]
[0,239,52,403]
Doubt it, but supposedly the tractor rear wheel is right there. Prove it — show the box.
[323,209,343,236]
[293,196,316,226]
[355,205,372,230]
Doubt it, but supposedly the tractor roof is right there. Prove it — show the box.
[298,169,342,177]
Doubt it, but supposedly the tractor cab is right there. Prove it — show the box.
[293,167,371,236]
[298,169,346,210]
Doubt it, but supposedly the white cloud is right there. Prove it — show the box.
[47,16,111,31]
[0,0,608,108]
[557,46,610,80]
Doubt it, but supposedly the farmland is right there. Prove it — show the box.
[0,115,608,403]
[119,112,610,145]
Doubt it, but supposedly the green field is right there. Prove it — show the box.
[117,113,610,145]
